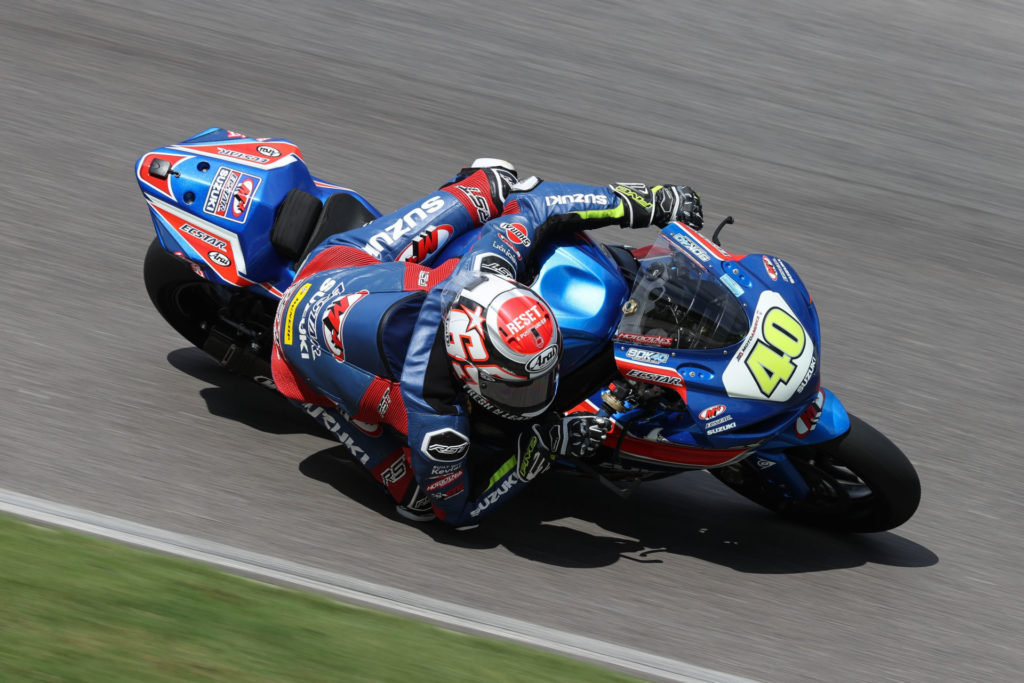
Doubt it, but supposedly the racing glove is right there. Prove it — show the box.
[611,183,703,230]
[515,414,613,481]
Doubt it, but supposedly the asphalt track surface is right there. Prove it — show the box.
[1,1,1021,680]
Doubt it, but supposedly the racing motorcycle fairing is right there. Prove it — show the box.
[135,128,380,297]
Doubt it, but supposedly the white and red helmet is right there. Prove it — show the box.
[443,274,562,420]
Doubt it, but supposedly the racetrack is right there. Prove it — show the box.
[2,1,1022,680]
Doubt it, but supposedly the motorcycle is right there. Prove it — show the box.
[136,128,920,533]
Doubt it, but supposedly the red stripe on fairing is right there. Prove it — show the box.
[679,222,746,261]
[137,152,191,199]
[149,203,255,287]
[567,399,751,467]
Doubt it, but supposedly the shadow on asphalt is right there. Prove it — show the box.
[170,347,938,576]
[300,445,938,575]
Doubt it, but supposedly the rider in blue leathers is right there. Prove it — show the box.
[271,161,702,527]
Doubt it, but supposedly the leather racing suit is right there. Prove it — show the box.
[271,170,672,526]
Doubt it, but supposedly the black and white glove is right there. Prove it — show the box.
[515,413,613,481]
[611,183,703,230]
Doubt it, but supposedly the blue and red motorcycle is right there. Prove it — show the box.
[137,128,920,533]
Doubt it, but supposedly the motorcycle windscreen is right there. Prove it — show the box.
[616,239,749,350]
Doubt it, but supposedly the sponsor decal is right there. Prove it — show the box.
[216,146,269,163]
[454,184,492,223]
[420,428,471,462]
[671,232,711,262]
[698,404,727,421]
[425,470,464,492]
[756,457,775,469]
[762,255,778,281]
[773,258,795,283]
[377,389,392,418]
[706,421,737,435]
[417,270,429,288]
[470,476,518,517]
[225,130,248,138]
[203,165,261,224]
[475,254,516,280]
[397,224,454,264]
[525,344,559,373]
[496,296,554,354]
[500,222,531,246]
[429,462,461,476]
[434,482,465,500]
[178,223,227,250]
[795,389,825,438]
[545,193,609,207]
[625,368,683,386]
[615,332,675,347]
[363,196,445,259]
[380,458,406,485]
[612,184,653,210]
[208,251,231,267]
[231,177,257,221]
[298,276,343,360]
[625,348,670,364]
[256,144,281,157]
[719,274,744,297]
[322,290,369,363]
[301,404,370,465]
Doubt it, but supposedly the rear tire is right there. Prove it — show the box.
[712,414,920,532]
[144,238,232,347]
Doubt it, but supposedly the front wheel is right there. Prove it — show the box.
[712,414,920,532]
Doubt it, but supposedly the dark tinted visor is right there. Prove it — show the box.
[479,372,556,410]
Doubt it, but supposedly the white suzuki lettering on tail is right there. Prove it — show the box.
[364,197,445,259]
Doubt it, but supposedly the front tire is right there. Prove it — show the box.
[712,414,920,532]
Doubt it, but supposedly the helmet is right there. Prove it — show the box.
[443,274,562,420]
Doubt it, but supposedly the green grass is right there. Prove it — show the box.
[0,514,635,682]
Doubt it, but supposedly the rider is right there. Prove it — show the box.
[271,160,702,528]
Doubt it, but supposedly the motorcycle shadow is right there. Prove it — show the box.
[168,350,937,576]
[300,446,938,575]
[166,349,327,438]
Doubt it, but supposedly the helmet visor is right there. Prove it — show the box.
[479,371,556,412]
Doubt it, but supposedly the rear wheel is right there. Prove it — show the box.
[143,239,276,378]
[711,414,920,532]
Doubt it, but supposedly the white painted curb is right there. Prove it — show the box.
[0,488,757,683]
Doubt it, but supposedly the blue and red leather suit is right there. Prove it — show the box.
[271,171,630,526]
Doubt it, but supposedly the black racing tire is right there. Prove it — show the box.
[143,238,235,348]
[712,414,921,533]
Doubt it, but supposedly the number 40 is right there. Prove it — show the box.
[744,307,806,397]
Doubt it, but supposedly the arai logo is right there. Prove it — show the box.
[762,255,778,281]
[525,344,559,373]
[207,251,231,267]
[699,404,727,420]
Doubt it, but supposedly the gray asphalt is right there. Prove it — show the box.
[1,1,1021,681]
